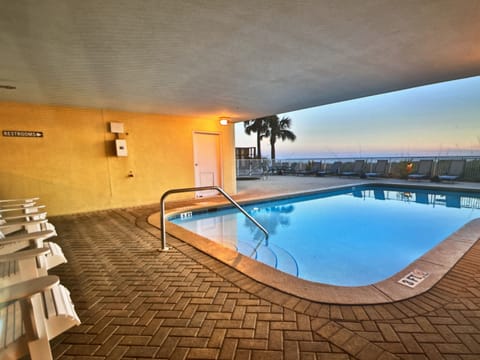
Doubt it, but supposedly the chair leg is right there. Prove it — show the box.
[23,293,54,360]
[27,337,53,360]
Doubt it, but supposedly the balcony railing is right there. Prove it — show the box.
[236,156,480,182]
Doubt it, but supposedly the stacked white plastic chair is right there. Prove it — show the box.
[0,198,65,271]
[0,197,80,360]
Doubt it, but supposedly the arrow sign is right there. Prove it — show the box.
[3,130,44,138]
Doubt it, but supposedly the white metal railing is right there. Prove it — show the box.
[159,186,268,251]
[236,155,480,181]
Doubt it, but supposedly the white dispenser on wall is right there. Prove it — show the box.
[110,122,128,157]
[115,139,128,157]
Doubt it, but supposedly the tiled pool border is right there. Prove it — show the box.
[149,182,480,305]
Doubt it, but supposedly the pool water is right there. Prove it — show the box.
[171,186,480,286]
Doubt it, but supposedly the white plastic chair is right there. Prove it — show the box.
[0,275,80,360]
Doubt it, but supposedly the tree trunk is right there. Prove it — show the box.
[270,138,276,159]
[256,133,262,159]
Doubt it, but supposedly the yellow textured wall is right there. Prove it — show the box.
[0,102,236,215]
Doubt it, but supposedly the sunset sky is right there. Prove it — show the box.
[235,76,480,159]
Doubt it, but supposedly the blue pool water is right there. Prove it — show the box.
[171,186,480,286]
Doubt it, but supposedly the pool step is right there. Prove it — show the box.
[270,244,299,277]
[255,244,278,268]
[236,240,257,258]
[236,240,278,268]
[255,243,299,277]
[236,240,299,278]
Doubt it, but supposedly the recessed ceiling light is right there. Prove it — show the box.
[0,85,16,90]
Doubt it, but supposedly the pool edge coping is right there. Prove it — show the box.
[149,182,480,305]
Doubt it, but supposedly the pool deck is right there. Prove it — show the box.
[50,176,480,359]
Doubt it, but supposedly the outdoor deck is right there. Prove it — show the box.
[49,176,480,359]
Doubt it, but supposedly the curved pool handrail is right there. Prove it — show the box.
[160,186,269,251]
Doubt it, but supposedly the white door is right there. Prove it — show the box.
[193,132,222,198]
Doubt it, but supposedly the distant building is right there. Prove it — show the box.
[236,147,256,159]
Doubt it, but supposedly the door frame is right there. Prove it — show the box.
[193,131,223,197]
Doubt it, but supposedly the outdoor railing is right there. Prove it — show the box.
[236,155,480,182]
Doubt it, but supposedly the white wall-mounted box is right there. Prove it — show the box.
[115,139,128,157]
[110,122,124,134]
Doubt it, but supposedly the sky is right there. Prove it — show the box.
[234,76,480,159]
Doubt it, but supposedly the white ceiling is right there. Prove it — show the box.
[1,0,479,122]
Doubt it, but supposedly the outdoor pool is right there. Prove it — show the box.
[170,185,480,287]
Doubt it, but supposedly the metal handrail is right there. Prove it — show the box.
[159,186,269,251]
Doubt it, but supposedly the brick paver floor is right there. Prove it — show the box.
[48,179,480,359]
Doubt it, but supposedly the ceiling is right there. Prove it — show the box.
[1,0,479,122]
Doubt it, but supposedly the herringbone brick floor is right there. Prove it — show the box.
[48,201,480,359]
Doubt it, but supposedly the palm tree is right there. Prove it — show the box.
[266,115,296,159]
[243,118,269,158]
